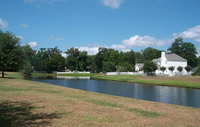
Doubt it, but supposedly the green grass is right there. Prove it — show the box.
[0,72,22,79]
[127,108,165,118]
[93,75,200,89]
[87,99,122,108]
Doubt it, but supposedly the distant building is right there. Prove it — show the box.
[135,51,189,76]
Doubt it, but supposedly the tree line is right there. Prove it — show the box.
[1,30,200,78]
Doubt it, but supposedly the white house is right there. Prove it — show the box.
[152,51,188,76]
[135,51,189,76]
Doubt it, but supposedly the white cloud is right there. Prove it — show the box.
[110,44,126,49]
[122,35,157,47]
[0,18,8,30]
[79,46,99,55]
[21,23,29,27]
[101,0,124,9]
[17,36,24,40]
[173,25,200,42]
[28,41,38,48]
[50,35,64,41]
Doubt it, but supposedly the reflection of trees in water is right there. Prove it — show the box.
[0,101,61,127]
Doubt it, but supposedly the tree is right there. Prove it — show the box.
[95,47,108,72]
[160,66,166,75]
[168,37,198,67]
[143,61,157,73]
[135,52,144,63]
[168,66,175,72]
[142,47,161,61]
[0,31,22,78]
[118,62,133,72]
[21,62,32,79]
[185,65,192,72]
[177,66,183,72]
[102,61,116,73]
[122,50,136,67]
[65,47,79,71]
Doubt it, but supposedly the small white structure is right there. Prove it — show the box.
[152,51,188,76]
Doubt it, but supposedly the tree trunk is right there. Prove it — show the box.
[2,65,4,78]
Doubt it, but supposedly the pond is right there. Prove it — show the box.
[32,76,200,108]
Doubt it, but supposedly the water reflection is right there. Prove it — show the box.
[32,76,200,108]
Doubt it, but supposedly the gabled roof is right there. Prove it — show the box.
[152,58,161,62]
[165,53,187,61]
[152,53,187,62]
[135,63,144,68]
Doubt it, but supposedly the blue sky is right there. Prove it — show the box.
[0,0,200,56]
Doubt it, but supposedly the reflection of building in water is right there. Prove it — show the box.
[55,76,90,80]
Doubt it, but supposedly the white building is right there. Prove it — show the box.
[135,51,189,76]
[152,51,188,76]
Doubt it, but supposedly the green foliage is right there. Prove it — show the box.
[102,61,116,73]
[65,48,87,71]
[142,47,162,61]
[168,37,198,67]
[160,66,166,72]
[168,66,175,72]
[0,30,23,78]
[185,65,192,72]
[143,61,157,73]
[177,66,183,72]
[33,47,65,73]
[21,62,32,79]
[118,62,133,72]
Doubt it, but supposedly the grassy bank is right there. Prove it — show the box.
[93,74,200,89]
[0,72,200,126]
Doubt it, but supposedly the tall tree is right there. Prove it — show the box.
[0,31,22,78]
[143,61,157,73]
[142,47,162,61]
[122,50,136,68]
[168,37,198,67]
[95,47,108,72]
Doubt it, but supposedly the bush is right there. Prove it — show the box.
[160,66,166,72]
[168,66,175,72]
[185,65,192,72]
[177,66,183,72]
[21,62,32,79]
[143,61,157,73]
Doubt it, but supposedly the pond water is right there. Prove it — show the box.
[32,76,200,108]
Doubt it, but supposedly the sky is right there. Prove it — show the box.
[0,0,200,56]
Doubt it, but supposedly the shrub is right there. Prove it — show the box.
[168,66,175,72]
[177,66,183,72]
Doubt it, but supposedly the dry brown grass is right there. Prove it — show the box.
[0,73,200,126]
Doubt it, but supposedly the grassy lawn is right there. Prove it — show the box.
[0,72,200,126]
[93,74,200,89]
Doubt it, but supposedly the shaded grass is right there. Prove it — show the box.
[0,72,22,79]
[127,108,165,118]
[0,101,61,127]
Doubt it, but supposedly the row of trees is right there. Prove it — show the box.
[1,30,200,78]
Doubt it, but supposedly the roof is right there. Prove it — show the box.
[135,63,144,68]
[165,53,187,61]
[152,53,187,62]
[152,58,161,62]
